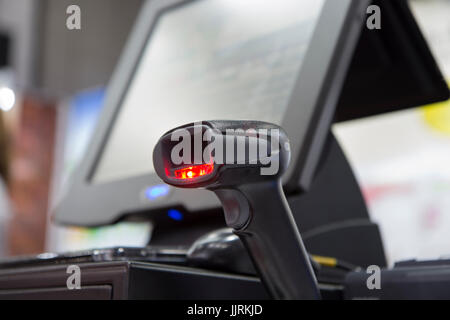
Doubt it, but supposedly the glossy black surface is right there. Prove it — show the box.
[187,228,255,275]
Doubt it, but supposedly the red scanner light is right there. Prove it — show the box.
[172,163,214,180]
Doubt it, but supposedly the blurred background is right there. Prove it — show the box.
[0,0,448,265]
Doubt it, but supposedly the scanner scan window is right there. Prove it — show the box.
[93,0,325,184]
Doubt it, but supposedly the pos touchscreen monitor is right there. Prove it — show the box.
[54,0,369,226]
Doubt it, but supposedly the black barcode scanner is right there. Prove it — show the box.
[153,120,320,299]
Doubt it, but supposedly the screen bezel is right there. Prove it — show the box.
[54,0,369,226]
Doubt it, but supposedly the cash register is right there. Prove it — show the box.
[0,0,448,299]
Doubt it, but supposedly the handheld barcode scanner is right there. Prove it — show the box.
[153,120,320,300]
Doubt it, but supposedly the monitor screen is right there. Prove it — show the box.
[93,0,325,184]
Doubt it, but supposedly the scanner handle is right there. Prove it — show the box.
[214,180,321,300]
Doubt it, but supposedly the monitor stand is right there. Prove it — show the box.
[288,132,386,268]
